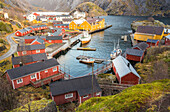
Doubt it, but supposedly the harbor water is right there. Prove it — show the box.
[57,15,170,78]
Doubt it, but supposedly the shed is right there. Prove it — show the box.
[125,48,144,62]
[132,42,149,51]
[46,36,63,43]
[165,35,170,45]
[146,39,159,47]
[112,56,141,85]
[50,75,102,105]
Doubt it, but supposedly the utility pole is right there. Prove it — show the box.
[92,63,94,97]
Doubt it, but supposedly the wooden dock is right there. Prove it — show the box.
[76,55,106,63]
[77,47,96,51]
[130,34,138,46]
[89,25,112,34]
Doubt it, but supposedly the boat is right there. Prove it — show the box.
[77,47,96,51]
[79,31,91,44]
[110,40,122,59]
[79,58,95,64]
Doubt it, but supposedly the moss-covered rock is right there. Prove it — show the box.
[76,79,170,112]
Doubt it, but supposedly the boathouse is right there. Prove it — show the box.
[30,25,48,31]
[165,35,170,45]
[134,26,164,41]
[15,28,32,36]
[30,37,45,45]
[24,36,46,44]
[132,42,149,51]
[12,53,47,68]
[5,58,64,89]
[125,48,144,62]
[112,56,141,85]
[17,44,45,56]
[146,39,159,47]
[50,75,102,105]
[46,36,63,43]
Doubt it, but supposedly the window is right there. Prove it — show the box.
[36,50,40,53]
[83,95,88,98]
[53,67,57,72]
[65,93,73,99]
[96,92,100,96]
[31,74,36,79]
[22,51,27,55]
[17,78,23,84]
[49,40,51,43]
[45,70,48,73]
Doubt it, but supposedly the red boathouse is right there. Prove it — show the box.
[125,48,144,62]
[50,75,102,105]
[5,58,64,89]
[112,56,141,85]
[46,36,63,43]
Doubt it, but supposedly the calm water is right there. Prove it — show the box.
[57,16,170,78]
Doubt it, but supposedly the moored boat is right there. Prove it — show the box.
[110,40,122,59]
[79,58,95,64]
[80,31,91,44]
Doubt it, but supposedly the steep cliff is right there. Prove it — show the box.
[26,0,170,17]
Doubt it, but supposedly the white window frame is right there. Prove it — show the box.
[22,51,27,55]
[49,40,52,43]
[45,70,48,73]
[17,78,23,84]
[36,49,40,53]
[65,93,73,99]
[30,74,36,79]
[96,92,100,96]
[83,95,89,99]
[53,67,57,72]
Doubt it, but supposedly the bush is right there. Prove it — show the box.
[0,22,13,33]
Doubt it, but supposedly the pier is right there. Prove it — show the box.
[130,34,138,46]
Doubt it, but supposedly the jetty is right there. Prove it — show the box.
[76,55,106,63]
[77,47,96,51]
[89,25,112,34]
[130,34,138,46]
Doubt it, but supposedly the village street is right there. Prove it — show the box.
[0,33,17,60]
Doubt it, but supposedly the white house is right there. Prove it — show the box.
[72,10,86,19]
[4,13,9,19]
[27,14,36,21]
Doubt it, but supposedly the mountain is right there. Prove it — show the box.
[26,0,170,17]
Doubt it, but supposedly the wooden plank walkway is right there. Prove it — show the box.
[130,34,138,46]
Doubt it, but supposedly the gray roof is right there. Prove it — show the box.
[136,26,164,35]
[133,42,149,50]
[31,38,44,44]
[46,36,62,40]
[126,48,144,57]
[24,36,46,39]
[112,56,140,78]
[12,53,47,65]
[52,29,62,36]
[17,44,45,52]
[50,75,101,97]
[7,58,59,80]
[30,25,47,28]
[54,24,69,26]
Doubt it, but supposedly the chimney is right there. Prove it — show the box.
[19,62,23,67]
[12,54,14,58]
[127,63,130,68]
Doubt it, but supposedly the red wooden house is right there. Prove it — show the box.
[24,36,46,44]
[5,58,64,89]
[17,44,45,56]
[52,21,63,25]
[112,56,141,85]
[54,24,69,28]
[15,27,32,37]
[165,35,170,45]
[30,37,45,45]
[46,36,63,43]
[132,42,149,51]
[50,75,102,105]
[146,39,159,47]
[12,53,47,68]
[30,25,48,31]
[125,48,144,62]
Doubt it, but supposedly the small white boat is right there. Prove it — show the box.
[79,58,95,64]
[80,31,91,44]
[110,40,122,59]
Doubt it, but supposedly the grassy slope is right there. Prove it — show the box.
[74,2,107,17]
[77,79,170,112]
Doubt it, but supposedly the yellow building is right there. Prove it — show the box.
[32,19,42,24]
[134,26,164,41]
[69,17,105,31]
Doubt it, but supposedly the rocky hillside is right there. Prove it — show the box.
[27,0,170,17]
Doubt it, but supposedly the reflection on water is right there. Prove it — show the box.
[57,15,170,78]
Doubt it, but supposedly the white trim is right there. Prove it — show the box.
[52,96,54,100]
[53,67,57,72]
[80,96,81,104]
[17,78,23,84]
[31,74,36,79]
[96,92,100,96]
[65,93,73,99]
[36,49,40,53]
[120,78,121,84]
[12,80,15,89]
[45,70,48,73]
[83,95,88,99]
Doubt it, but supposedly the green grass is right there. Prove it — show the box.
[0,22,13,33]
[76,79,170,112]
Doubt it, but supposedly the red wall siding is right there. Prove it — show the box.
[121,72,139,85]
[53,91,77,105]
[80,92,101,103]
[39,66,59,79]
[126,54,142,62]
[17,49,45,56]
[25,39,35,44]
[146,42,159,47]
[133,47,140,50]
[46,40,62,43]
[112,64,120,82]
